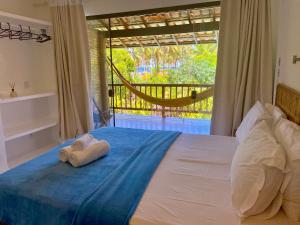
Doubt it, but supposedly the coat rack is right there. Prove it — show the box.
[0,10,52,43]
[0,22,51,43]
[293,55,300,64]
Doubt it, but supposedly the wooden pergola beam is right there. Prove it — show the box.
[109,39,216,48]
[215,30,219,44]
[187,10,198,45]
[103,21,219,38]
[210,8,216,22]
[141,15,158,46]
[140,16,148,28]
[172,34,179,45]
[187,10,193,24]
[99,20,109,30]
[118,38,128,48]
[135,36,144,47]
[119,18,129,29]
[153,36,160,46]
[164,13,170,27]
[193,33,198,44]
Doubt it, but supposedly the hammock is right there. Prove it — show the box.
[108,59,214,108]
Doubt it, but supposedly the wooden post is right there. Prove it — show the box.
[98,31,110,122]
[162,86,165,118]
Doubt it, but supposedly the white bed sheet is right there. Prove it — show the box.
[130,134,300,225]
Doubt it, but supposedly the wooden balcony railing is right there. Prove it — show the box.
[108,83,214,118]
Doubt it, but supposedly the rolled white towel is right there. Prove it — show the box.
[87,138,99,146]
[58,138,98,163]
[69,140,110,167]
[58,146,74,162]
[71,134,94,151]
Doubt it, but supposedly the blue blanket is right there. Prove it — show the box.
[0,127,180,225]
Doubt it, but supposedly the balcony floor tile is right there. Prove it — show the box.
[110,113,211,135]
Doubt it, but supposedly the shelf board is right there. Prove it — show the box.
[4,118,58,142]
[8,142,59,169]
[0,92,56,104]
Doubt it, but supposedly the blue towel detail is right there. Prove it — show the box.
[0,127,180,225]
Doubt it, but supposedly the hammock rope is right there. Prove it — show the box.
[108,59,214,108]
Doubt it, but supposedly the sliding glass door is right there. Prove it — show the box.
[87,2,220,134]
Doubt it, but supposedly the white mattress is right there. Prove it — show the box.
[130,134,300,225]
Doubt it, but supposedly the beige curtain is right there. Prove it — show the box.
[50,0,93,139]
[211,0,273,136]
[88,29,110,125]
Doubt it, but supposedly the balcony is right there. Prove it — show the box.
[104,83,213,134]
[110,114,211,135]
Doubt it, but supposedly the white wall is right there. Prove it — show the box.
[0,0,56,97]
[271,0,280,76]
[84,0,216,16]
[0,0,51,21]
[276,0,300,92]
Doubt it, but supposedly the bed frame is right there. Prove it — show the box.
[275,83,300,125]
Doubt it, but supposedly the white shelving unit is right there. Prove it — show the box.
[0,11,57,173]
[4,118,58,142]
[0,93,59,172]
[0,93,55,104]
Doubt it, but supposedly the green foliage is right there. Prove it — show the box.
[168,44,217,84]
[108,49,136,83]
[108,44,217,84]
[105,44,217,119]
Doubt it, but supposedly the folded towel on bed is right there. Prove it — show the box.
[58,146,73,162]
[71,134,94,151]
[69,140,110,167]
[58,135,102,163]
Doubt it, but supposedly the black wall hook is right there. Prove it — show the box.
[0,22,51,43]
[293,55,300,64]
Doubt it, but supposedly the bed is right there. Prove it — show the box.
[131,134,300,225]
[0,83,299,225]
[131,83,300,225]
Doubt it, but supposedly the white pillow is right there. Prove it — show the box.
[236,101,272,143]
[231,121,286,218]
[274,118,300,221]
[265,103,286,127]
